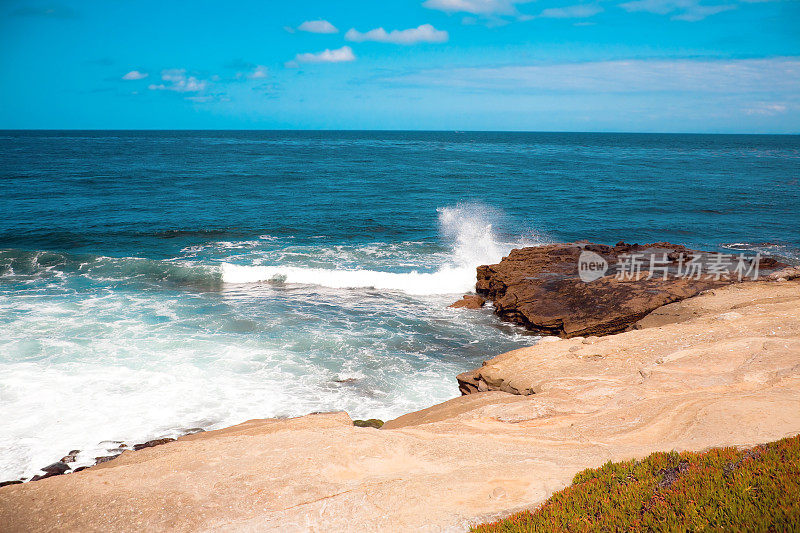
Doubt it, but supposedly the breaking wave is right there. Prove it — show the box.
[2,205,548,296]
[221,204,546,295]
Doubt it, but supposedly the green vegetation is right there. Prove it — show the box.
[353,418,384,429]
[472,434,800,533]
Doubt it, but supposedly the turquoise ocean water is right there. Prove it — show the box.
[1,131,798,479]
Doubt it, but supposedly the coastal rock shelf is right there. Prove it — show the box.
[471,241,787,338]
[2,280,799,531]
[458,280,800,397]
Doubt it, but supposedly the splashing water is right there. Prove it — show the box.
[438,204,511,269]
[221,204,544,294]
[0,205,542,481]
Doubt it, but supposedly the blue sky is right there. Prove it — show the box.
[1,0,798,132]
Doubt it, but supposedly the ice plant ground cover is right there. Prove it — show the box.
[472,434,800,532]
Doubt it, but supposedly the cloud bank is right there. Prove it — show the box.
[345,24,449,44]
[538,4,603,18]
[619,0,737,21]
[422,0,528,15]
[122,70,148,80]
[297,20,338,33]
[293,46,356,64]
[246,65,268,79]
[148,69,208,92]
[390,57,800,94]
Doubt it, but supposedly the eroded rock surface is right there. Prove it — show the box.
[449,294,486,309]
[474,242,786,338]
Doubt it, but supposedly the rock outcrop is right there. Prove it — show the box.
[769,266,800,281]
[449,294,486,309]
[458,280,800,397]
[472,241,787,338]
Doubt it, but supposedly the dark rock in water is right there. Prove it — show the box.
[449,294,486,309]
[133,437,175,451]
[31,473,62,482]
[72,466,89,473]
[758,256,783,269]
[94,455,118,464]
[475,242,788,338]
[0,480,23,488]
[25,461,72,482]
[41,462,71,475]
[353,419,384,429]
[333,378,358,384]
[61,454,78,463]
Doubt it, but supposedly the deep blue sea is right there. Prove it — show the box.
[1,130,798,479]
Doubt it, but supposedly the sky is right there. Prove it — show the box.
[0,0,798,132]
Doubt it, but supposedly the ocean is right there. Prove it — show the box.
[1,130,798,480]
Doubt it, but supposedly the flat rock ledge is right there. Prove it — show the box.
[471,241,788,338]
[459,279,800,397]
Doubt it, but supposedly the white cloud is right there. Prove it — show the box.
[539,4,603,18]
[619,0,681,15]
[247,65,268,79]
[293,46,356,64]
[148,69,208,92]
[671,3,736,20]
[231,63,268,80]
[422,0,528,15]
[744,102,789,116]
[122,70,148,80]
[297,20,338,33]
[345,24,449,45]
[389,57,800,94]
[619,0,736,21]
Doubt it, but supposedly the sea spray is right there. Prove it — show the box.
[221,204,547,294]
[437,204,510,269]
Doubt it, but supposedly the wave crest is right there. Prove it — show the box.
[221,204,546,294]
[220,263,477,295]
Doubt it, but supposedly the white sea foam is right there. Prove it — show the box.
[220,264,477,294]
[221,204,545,294]
[0,286,533,481]
[0,204,542,481]
[721,242,800,265]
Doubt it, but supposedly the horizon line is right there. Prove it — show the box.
[1,128,798,136]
